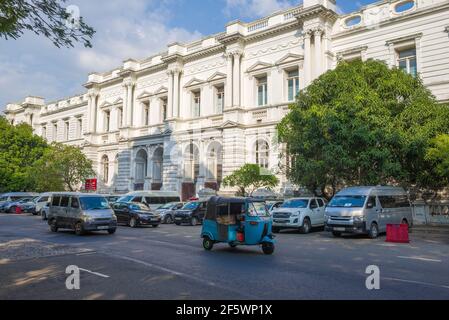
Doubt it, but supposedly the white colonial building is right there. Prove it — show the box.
[4,0,449,199]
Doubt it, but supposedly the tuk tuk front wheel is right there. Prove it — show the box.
[262,243,274,255]
[203,237,214,251]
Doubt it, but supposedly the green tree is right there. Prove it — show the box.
[0,0,95,48]
[222,164,279,197]
[425,134,449,185]
[31,143,95,192]
[0,116,49,192]
[278,59,449,199]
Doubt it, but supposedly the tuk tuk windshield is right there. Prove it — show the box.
[248,202,270,217]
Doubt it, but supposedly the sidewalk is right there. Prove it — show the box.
[413,224,449,235]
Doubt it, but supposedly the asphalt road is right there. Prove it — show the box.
[1,213,449,300]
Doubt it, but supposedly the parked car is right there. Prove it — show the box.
[112,202,161,228]
[103,194,122,204]
[272,197,327,234]
[155,202,184,224]
[3,197,37,214]
[0,192,39,212]
[265,201,284,214]
[325,186,413,239]
[35,193,54,217]
[174,201,207,226]
[47,193,117,236]
[117,191,181,211]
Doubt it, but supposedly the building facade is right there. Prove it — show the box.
[4,0,449,199]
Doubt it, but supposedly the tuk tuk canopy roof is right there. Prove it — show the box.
[205,196,263,220]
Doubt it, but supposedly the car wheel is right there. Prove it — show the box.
[332,231,342,237]
[129,218,137,228]
[300,218,311,234]
[229,243,237,248]
[368,222,379,239]
[272,227,280,234]
[49,219,58,233]
[152,224,159,228]
[40,210,47,220]
[191,217,198,226]
[262,243,275,255]
[175,222,181,226]
[9,206,17,214]
[108,228,116,235]
[75,222,85,236]
[203,237,214,251]
[164,215,173,224]
[401,219,408,226]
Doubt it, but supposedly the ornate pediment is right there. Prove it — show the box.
[137,91,151,99]
[112,97,123,105]
[154,86,168,95]
[207,72,227,82]
[99,101,112,109]
[246,61,273,73]
[220,120,240,128]
[184,78,204,88]
[275,53,304,66]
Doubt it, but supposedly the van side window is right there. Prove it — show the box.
[366,197,376,208]
[317,199,325,207]
[379,195,409,208]
[133,197,143,203]
[52,196,61,206]
[60,196,70,207]
[71,197,80,208]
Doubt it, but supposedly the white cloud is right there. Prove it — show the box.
[224,0,298,18]
[0,0,201,108]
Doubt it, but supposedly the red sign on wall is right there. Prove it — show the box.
[85,179,97,191]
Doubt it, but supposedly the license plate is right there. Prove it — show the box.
[334,227,346,232]
[97,226,109,230]
[151,218,159,222]
[175,217,182,220]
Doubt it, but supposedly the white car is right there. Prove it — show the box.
[272,197,327,234]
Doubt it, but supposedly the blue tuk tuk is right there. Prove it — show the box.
[201,197,275,255]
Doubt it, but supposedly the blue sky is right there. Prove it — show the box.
[0,0,377,109]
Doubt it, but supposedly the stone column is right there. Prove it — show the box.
[144,145,153,190]
[173,70,181,118]
[128,149,135,192]
[88,91,98,134]
[232,52,242,108]
[225,54,233,109]
[314,28,323,79]
[167,71,174,119]
[303,31,312,87]
[125,81,135,127]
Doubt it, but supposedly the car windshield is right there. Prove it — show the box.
[117,196,133,203]
[19,198,34,203]
[159,203,176,209]
[329,196,367,208]
[182,202,199,210]
[281,199,308,208]
[249,202,270,217]
[80,197,110,210]
[130,203,150,211]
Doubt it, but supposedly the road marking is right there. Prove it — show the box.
[385,277,449,290]
[78,268,110,278]
[184,236,193,238]
[397,256,442,263]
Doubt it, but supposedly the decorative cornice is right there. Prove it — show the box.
[295,5,338,23]
[386,32,423,46]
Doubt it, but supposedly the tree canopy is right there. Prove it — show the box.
[0,0,95,48]
[222,164,279,197]
[0,116,94,192]
[278,59,449,199]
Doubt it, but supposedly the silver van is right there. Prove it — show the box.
[325,186,413,239]
[117,191,181,211]
[48,193,117,236]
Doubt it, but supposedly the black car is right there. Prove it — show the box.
[174,201,207,226]
[112,202,161,228]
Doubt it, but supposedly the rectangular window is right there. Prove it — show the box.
[53,123,58,142]
[287,70,300,101]
[42,126,47,139]
[118,107,123,128]
[397,48,417,77]
[257,77,268,106]
[104,110,110,132]
[192,91,201,117]
[215,86,224,114]
[64,121,69,141]
[77,118,83,138]
[60,196,70,207]
[161,99,167,121]
[52,196,61,206]
[143,103,149,126]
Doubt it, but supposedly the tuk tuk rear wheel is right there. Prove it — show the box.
[262,243,274,255]
[203,237,214,251]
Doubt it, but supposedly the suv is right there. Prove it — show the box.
[272,197,327,234]
[174,201,207,226]
[48,193,117,236]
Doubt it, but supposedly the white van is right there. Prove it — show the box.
[117,191,181,211]
[325,186,413,239]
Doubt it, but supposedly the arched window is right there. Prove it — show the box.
[255,140,269,169]
[135,149,148,184]
[101,155,109,183]
[206,143,223,182]
[152,147,163,183]
[184,144,199,182]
